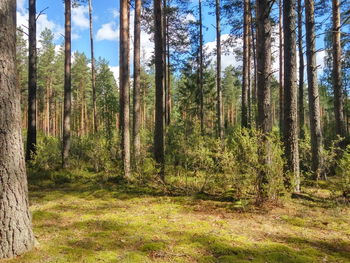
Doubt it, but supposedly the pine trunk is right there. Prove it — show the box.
[215,0,223,138]
[199,0,204,134]
[242,0,250,128]
[298,0,305,138]
[279,0,284,134]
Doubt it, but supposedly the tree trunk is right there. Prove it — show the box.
[332,0,345,137]
[120,0,131,178]
[26,0,37,160]
[279,0,284,135]
[199,0,204,134]
[283,0,300,192]
[133,0,141,163]
[242,0,250,128]
[305,0,323,180]
[215,0,223,138]
[88,0,97,134]
[298,0,305,139]
[256,0,272,203]
[154,0,165,178]
[166,15,171,126]
[0,0,35,258]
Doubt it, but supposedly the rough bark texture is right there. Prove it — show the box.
[305,0,323,180]
[297,0,305,139]
[120,0,131,178]
[279,0,284,134]
[154,0,165,178]
[332,0,346,137]
[199,0,204,134]
[256,0,272,203]
[283,0,300,192]
[133,0,141,162]
[242,0,250,128]
[26,0,37,160]
[0,0,35,258]
[215,0,223,138]
[88,0,97,134]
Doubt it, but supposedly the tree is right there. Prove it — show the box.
[332,0,346,137]
[305,0,323,179]
[279,0,284,134]
[62,0,72,168]
[298,0,305,138]
[0,0,35,258]
[256,0,273,203]
[133,0,142,164]
[283,0,300,192]
[26,0,37,160]
[154,0,165,178]
[216,0,223,138]
[120,0,131,178]
[242,0,250,128]
[199,0,204,134]
[88,0,97,133]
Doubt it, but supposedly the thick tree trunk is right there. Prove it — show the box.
[298,0,305,139]
[26,0,37,160]
[199,0,204,134]
[242,0,250,128]
[283,0,300,192]
[215,0,223,138]
[279,0,284,134]
[256,0,272,203]
[88,0,97,134]
[154,0,165,178]
[62,0,72,168]
[133,0,141,163]
[0,0,35,258]
[305,0,323,180]
[120,0,131,178]
[332,0,346,137]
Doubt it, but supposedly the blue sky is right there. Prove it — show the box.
[16,0,327,80]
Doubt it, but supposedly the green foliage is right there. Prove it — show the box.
[336,146,350,196]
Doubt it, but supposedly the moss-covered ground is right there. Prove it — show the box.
[1,177,350,263]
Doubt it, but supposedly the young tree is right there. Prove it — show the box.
[133,0,142,163]
[305,0,323,179]
[242,0,250,128]
[283,0,300,192]
[332,0,346,137]
[26,0,37,160]
[216,0,223,138]
[62,0,72,168]
[0,0,35,258]
[120,0,131,178]
[154,0,165,177]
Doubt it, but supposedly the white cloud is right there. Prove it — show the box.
[72,5,89,30]
[109,66,119,82]
[96,22,119,41]
[17,0,25,12]
[111,9,119,18]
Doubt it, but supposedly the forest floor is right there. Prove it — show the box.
[1,176,350,263]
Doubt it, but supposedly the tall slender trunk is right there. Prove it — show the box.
[88,0,97,133]
[133,0,141,163]
[0,0,35,258]
[199,0,204,134]
[298,0,305,138]
[242,0,250,128]
[154,0,165,178]
[279,0,284,134]
[250,6,257,122]
[26,0,37,160]
[332,0,345,137]
[166,15,171,126]
[305,0,323,180]
[62,0,72,168]
[163,0,168,126]
[256,0,272,203]
[215,0,223,138]
[283,0,300,192]
[120,0,131,178]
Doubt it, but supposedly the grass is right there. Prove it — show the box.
[1,177,350,263]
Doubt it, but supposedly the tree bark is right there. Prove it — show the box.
[242,0,250,128]
[297,0,305,139]
[120,0,131,178]
[215,0,223,138]
[256,0,272,203]
[283,0,300,192]
[0,0,35,258]
[305,0,323,180]
[88,0,97,134]
[133,0,141,163]
[62,0,72,168]
[199,0,204,134]
[332,0,346,137]
[154,0,165,178]
[26,0,37,160]
[279,0,284,135]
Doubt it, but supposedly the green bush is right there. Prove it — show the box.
[336,145,350,196]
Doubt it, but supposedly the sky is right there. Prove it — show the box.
[16,0,327,81]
